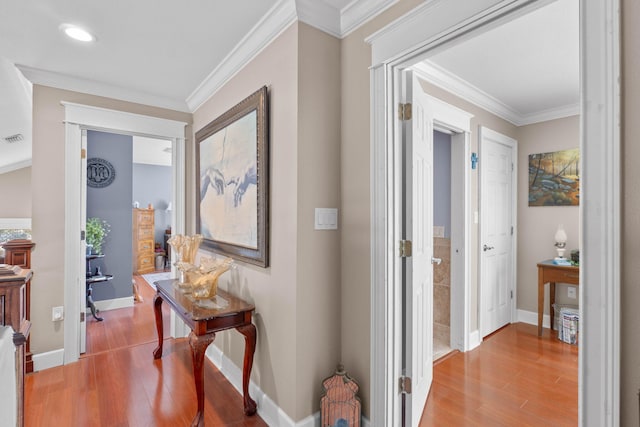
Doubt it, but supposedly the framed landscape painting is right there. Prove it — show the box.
[528,148,580,206]
[195,86,269,267]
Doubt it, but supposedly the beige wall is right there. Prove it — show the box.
[340,0,424,416]
[621,0,639,424]
[296,23,343,419]
[192,23,299,418]
[0,167,31,217]
[517,116,580,314]
[31,85,191,355]
[193,23,342,421]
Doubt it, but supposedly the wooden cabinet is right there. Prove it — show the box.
[133,208,155,274]
[0,267,32,427]
[1,239,35,374]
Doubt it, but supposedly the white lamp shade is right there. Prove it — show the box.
[555,224,567,243]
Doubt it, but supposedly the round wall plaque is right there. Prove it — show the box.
[87,158,116,188]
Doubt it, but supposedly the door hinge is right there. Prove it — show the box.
[510,290,514,299]
[512,162,514,171]
[399,103,412,121]
[511,226,514,236]
[399,376,412,394]
[81,148,86,159]
[399,240,413,258]
[80,312,85,322]
[81,230,85,241]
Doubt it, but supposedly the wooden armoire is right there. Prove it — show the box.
[132,208,155,274]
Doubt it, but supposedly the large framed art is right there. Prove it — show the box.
[195,86,269,267]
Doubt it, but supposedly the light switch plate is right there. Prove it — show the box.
[315,208,338,230]
[568,287,577,299]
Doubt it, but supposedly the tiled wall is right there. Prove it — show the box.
[434,237,451,347]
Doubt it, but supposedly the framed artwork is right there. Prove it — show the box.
[195,86,269,267]
[528,148,580,206]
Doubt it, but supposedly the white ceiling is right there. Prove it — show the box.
[423,0,579,126]
[0,0,578,173]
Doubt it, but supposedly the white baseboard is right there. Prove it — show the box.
[90,296,134,312]
[205,345,371,427]
[468,330,481,350]
[517,309,550,328]
[32,348,64,371]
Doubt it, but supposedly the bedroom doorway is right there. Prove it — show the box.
[62,102,187,364]
[80,130,176,355]
[369,0,620,425]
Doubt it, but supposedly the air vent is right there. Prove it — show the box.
[4,134,23,143]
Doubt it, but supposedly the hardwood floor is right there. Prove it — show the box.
[25,274,268,427]
[420,323,578,426]
[83,275,171,356]
[25,278,576,426]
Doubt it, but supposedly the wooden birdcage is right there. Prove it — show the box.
[321,365,361,427]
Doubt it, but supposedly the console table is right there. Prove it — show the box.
[152,279,257,426]
[537,259,579,336]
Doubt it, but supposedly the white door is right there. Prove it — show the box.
[403,71,434,426]
[479,127,516,337]
[79,129,88,353]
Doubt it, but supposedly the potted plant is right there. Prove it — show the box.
[86,217,111,255]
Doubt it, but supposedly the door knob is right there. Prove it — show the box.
[431,257,442,265]
[483,244,495,251]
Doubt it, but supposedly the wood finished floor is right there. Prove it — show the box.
[25,274,268,427]
[420,323,578,426]
[25,276,576,426]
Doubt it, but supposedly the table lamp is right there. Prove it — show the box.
[554,224,567,260]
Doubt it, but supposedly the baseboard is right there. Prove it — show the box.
[32,348,64,371]
[205,345,371,427]
[468,330,481,350]
[517,309,550,328]
[90,296,134,312]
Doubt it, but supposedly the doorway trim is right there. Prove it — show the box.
[62,102,187,364]
[368,0,620,426]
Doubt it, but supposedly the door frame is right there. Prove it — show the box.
[368,0,620,426]
[62,102,187,364]
[478,126,518,337]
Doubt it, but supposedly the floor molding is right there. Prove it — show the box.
[91,296,134,313]
[32,348,64,372]
[517,308,550,329]
[206,345,370,426]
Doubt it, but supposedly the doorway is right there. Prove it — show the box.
[62,102,187,364]
[80,130,175,355]
[369,1,620,426]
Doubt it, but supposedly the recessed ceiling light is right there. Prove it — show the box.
[60,24,95,42]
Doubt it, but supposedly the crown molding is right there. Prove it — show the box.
[340,0,398,37]
[186,0,297,111]
[296,0,341,38]
[296,0,399,39]
[413,61,578,126]
[188,0,399,111]
[0,159,31,175]
[15,1,398,114]
[518,102,580,125]
[17,65,190,113]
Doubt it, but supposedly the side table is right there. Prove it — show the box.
[153,279,257,426]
